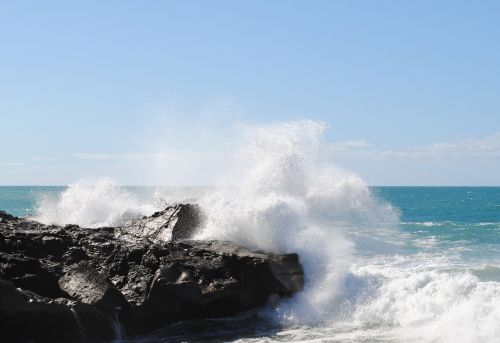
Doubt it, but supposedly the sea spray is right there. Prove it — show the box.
[194,120,500,342]
[195,120,399,323]
[112,307,125,343]
[346,261,500,343]
[33,178,155,228]
[70,306,87,343]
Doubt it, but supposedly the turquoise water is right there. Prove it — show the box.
[0,186,65,217]
[376,186,500,224]
[376,187,500,261]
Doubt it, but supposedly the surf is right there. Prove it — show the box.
[30,120,500,342]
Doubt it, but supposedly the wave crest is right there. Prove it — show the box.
[196,120,399,322]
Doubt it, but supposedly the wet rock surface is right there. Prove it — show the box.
[0,206,304,342]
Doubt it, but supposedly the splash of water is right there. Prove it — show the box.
[196,120,399,323]
[195,120,500,342]
[349,260,500,343]
[112,308,125,343]
[70,307,87,343]
[33,178,155,228]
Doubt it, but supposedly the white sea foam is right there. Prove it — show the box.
[351,265,500,343]
[33,178,156,228]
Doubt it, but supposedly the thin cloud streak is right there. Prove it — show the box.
[73,151,230,161]
[4,133,498,185]
[329,133,500,160]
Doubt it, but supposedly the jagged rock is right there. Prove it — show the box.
[194,241,304,294]
[0,276,81,343]
[0,205,304,342]
[59,263,130,310]
[116,204,202,243]
[0,252,64,298]
[0,210,17,222]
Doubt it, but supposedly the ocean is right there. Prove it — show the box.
[1,184,499,342]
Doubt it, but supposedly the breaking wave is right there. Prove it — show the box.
[195,120,500,342]
[32,120,500,342]
[196,120,398,322]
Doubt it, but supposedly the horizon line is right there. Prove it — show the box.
[1,185,500,188]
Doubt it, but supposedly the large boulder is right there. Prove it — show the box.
[0,276,81,343]
[0,252,64,298]
[59,263,129,310]
[0,210,17,222]
[116,204,202,243]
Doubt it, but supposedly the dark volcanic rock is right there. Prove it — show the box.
[0,276,81,343]
[59,263,130,310]
[117,204,202,243]
[0,204,304,342]
[0,210,17,222]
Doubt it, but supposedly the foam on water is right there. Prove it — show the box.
[349,260,500,343]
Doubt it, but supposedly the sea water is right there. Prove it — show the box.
[1,121,499,342]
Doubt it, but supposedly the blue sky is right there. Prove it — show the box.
[1,1,499,185]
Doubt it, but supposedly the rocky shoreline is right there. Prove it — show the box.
[0,205,304,343]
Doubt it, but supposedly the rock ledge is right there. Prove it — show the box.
[0,206,303,342]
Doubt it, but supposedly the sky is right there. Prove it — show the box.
[0,0,499,186]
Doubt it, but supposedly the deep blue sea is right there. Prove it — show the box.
[1,185,499,342]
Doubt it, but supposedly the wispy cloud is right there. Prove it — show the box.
[329,133,500,160]
[326,132,500,185]
[329,140,372,151]
[72,151,229,161]
[64,132,500,186]
[32,157,60,162]
[1,161,26,168]
[73,153,157,160]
